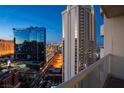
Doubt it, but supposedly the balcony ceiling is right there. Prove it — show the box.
[101,5,124,18]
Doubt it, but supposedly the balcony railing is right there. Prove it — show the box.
[58,54,124,88]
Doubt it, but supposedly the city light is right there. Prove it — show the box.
[51,54,62,68]
[0,39,14,57]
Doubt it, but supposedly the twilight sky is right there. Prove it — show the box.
[0,5,103,46]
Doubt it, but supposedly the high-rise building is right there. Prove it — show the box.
[62,5,96,81]
[13,26,46,70]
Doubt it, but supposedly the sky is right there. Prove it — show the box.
[0,5,103,46]
[94,5,103,47]
[0,5,66,44]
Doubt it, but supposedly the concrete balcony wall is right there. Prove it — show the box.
[80,55,110,88]
[58,54,111,88]
[110,55,124,80]
[58,54,124,88]
[104,16,124,57]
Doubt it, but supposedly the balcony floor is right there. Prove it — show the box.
[105,76,124,88]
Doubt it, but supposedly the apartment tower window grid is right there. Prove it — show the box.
[62,5,96,81]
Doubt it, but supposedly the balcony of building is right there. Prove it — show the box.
[58,54,124,88]
[58,5,124,88]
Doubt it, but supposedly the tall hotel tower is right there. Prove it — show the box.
[14,27,46,71]
[62,6,96,81]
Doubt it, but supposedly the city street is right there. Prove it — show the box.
[30,53,62,88]
[41,53,62,77]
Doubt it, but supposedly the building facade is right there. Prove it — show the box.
[14,26,46,70]
[62,5,96,81]
[0,39,14,57]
